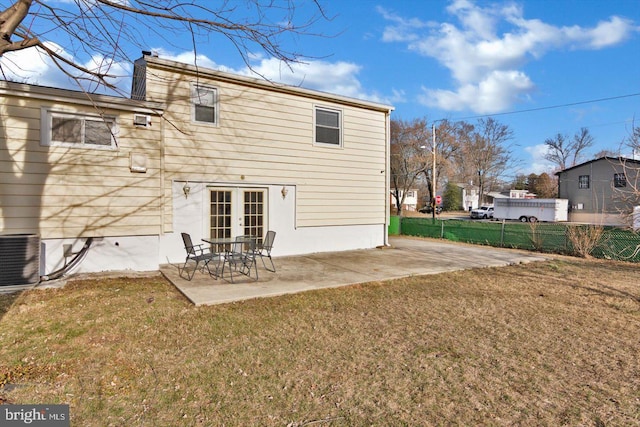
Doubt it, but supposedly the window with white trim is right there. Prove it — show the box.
[192,84,218,124]
[314,106,342,146]
[42,110,116,149]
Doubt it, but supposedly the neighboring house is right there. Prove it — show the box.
[0,52,393,280]
[482,189,536,207]
[556,156,640,226]
[508,189,536,199]
[456,183,478,211]
[486,191,508,205]
[390,189,418,212]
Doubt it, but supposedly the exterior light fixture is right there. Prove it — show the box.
[281,186,288,199]
[183,181,191,198]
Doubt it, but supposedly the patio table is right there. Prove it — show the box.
[201,238,235,278]
[202,237,258,281]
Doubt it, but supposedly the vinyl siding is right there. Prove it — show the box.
[143,59,389,228]
[558,158,639,215]
[0,84,163,238]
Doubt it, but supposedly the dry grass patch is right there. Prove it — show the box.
[0,260,639,426]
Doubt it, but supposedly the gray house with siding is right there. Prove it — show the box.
[556,156,640,226]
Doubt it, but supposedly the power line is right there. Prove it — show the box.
[450,92,640,122]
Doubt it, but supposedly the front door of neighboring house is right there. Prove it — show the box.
[208,187,267,240]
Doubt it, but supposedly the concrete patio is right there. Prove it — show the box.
[160,236,547,306]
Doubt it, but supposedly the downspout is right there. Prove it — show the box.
[160,109,166,234]
[384,109,391,247]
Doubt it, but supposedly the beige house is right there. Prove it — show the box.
[0,52,393,281]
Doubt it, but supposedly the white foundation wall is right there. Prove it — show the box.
[40,235,160,276]
[38,180,386,275]
[158,181,386,266]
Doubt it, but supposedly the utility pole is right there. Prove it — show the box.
[478,169,483,206]
[431,123,437,222]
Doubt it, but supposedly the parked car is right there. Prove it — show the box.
[419,205,443,214]
[470,205,494,219]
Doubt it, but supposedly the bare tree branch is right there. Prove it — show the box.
[390,118,431,216]
[545,127,594,170]
[0,0,331,90]
[0,0,39,55]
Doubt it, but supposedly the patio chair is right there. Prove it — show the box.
[220,236,258,283]
[255,230,276,272]
[180,232,220,280]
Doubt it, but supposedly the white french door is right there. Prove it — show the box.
[208,187,267,240]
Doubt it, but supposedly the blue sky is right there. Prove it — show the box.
[2,0,639,177]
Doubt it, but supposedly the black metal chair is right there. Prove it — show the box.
[180,232,219,280]
[255,230,276,272]
[221,236,258,283]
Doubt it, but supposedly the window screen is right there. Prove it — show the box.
[193,85,217,124]
[315,107,341,146]
[49,113,114,147]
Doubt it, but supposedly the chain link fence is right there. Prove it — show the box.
[399,217,640,262]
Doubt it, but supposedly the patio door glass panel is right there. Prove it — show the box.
[243,190,265,238]
[209,188,267,240]
[209,190,232,240]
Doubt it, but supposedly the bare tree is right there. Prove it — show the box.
[614,125,640,228]
[544,127,594,170]
[454,117,516,205]
[625,124,640,158]
[1,0,329,92]
[428,119,460,202]
[390,118,430,217]
[594,149,620,158]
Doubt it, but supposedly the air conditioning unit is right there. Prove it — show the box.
[134,114,151,127]
[0,234,41,286]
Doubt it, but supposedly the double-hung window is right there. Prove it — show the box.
[578,175,590,189]
[614,173,626,187]
[192,84,218,124]
[314,106,342,147]
[42,110,116,149]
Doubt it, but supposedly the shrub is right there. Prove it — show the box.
[566,225,605,258]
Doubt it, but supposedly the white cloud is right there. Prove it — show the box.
[524,144,555,174]
[244,56,399,104]
[1,45,397,105]
[150,48,233,73]
[571,16,637,49]
[81,54,131,93]
[420,69,534,113]
[1,43,67,87]
[0,43,131,94]
[150,49,397,103]
[381,0,639,113]
[446,0,498,40]
[376,6,428,43]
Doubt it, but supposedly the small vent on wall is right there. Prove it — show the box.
[0,234,41,286]
[134,114,151,126]
[130,153,148,173]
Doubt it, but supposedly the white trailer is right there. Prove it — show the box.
[493,198,569,223]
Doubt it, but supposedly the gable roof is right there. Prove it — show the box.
[0,80,163,113]
[555,156,640,175]
[136,53,395,114]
